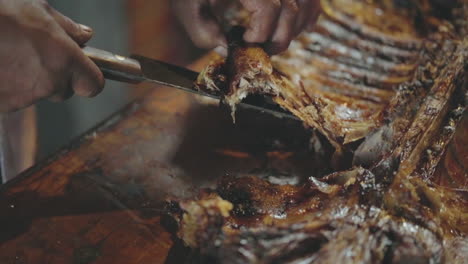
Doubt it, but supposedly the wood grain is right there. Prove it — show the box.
[0,54,319,264]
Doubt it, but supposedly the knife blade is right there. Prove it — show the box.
[82,46,297,120]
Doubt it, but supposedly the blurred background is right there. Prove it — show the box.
[36,0,202,159]
[1,0,204,182]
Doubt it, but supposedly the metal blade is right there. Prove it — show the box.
[132,55,298,121]
[133,55,203,96]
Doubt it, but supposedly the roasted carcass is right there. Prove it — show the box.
[168,0,468,263]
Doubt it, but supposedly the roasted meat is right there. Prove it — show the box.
[170,0,467,263]
[195,0,460,151]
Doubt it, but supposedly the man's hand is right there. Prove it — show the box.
[0,0,104,112]
[171,0,320,55]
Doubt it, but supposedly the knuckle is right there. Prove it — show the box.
[42,0,51,7]
[290,5,300,13]
[38,0,51,10]
[270,0,281,8]
[284,0,299,12]
[39,16,60,35]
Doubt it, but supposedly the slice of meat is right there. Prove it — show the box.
[176,1,468,263]
[195,0,426,151]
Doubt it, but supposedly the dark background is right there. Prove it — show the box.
[36,0,200,160]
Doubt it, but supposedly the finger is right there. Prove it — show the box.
[47,6,93,45]
[48,87,74,102]
[305,0,321,31]
[267,0,299,54]
[305,5,321,32]
[47,72,73,102]
[295,0,321,34]
[294,0,312,35]
[68,45,105,97]
[240,0,282,43]
[214,46,228,57]
[171,0,226,49]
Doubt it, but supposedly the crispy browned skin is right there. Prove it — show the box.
[196,0,434,150]
[179,0,467,263]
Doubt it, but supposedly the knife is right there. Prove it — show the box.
[82,46,297,120]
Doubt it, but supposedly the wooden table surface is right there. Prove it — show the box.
[0,55,317,264]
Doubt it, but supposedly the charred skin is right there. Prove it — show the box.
[195,0,432,150]
[224,29,277,121]
[180,0,468,263]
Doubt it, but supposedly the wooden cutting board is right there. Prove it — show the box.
[0,54,317,264]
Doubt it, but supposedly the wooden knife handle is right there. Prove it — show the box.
[82,46,145,84]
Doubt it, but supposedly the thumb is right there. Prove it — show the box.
[48,7,93,45]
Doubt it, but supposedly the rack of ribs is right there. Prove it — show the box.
[167,0,467,263]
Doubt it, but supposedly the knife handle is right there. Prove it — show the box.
[82,46,145,84]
